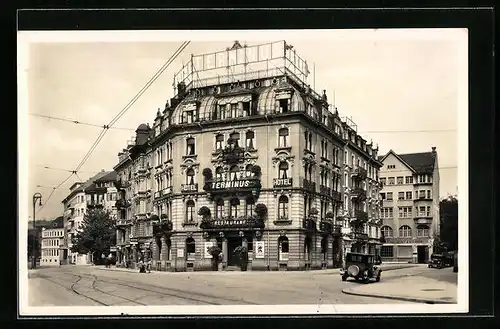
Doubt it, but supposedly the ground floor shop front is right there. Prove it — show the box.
[114,229,382,271]
[380,237,433,264]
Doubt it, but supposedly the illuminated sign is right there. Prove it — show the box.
[273,178,293,188]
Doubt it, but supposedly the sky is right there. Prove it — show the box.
[19,29,467,221]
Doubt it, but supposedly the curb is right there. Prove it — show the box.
[341,288,456,304]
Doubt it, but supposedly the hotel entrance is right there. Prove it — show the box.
[227,236,242,266]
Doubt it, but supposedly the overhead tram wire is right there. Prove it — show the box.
[34,41,191,213]
[36,171,76,215]
[35,165,99,175]
[73,40,190,174]
[29,113,135,131]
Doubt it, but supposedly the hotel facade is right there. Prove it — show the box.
[113,41,384,271]
[378,148,440,263]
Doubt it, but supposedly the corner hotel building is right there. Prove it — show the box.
[113,41,384,271]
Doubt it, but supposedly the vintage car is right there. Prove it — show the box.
[428,254,447,268]
[340,252,381,283]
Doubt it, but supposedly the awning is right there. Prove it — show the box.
[217,95,252,105]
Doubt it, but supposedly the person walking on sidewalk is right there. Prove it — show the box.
[146,259,152,273]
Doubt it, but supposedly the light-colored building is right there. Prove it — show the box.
[378,147,440,263]
[62,170,117,265]
[40,217,65,266]
[113,40,383,271]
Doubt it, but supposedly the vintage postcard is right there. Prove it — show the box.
[18,28,468,316]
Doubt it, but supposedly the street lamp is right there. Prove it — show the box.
[32,192,42,269]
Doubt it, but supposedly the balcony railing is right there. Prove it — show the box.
[352,167,367,180]
[319,185,332,196]
[116,219,132,226]
[86,201,104,207]
[302,179,316,193]
[352,232,369,241]
[415,212,432,218]
[153,221,173,235]
[351,187,367,200]
[153,186,173,199]
[273,178,293,188]
[181,183,198,193]
[415,196,433,201]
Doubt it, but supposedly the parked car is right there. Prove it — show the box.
[340,252,381,283]
[428,254,446,269]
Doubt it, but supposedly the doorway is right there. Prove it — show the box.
[417,245,428,263]
[227,237,242,266]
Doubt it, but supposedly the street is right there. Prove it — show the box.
[27,264,457,306]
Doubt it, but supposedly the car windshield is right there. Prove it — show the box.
[348,254,363,262]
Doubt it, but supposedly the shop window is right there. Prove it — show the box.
[186,237,195,260]
[380,246,394,258]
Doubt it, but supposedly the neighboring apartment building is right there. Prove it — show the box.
[378,147,440,263]
[62,170,117,265]
[113,40,383,271]
[40,216,65,266]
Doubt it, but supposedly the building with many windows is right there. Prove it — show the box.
[62,170,118,264]
[40,217,65,266]
[378,147,440,263]
[113,41,383,271]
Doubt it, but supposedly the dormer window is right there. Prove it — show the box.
[278,99,289,113]
[242,101,251,116]
[230,103,238,118]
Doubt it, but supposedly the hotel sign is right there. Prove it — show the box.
[209,179,259,190]
[273,178,292,188]
[181,184,198,193]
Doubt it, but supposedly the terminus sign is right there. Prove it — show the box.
[209,179,259,190]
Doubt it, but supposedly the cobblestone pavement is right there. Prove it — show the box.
[27,264,434,307]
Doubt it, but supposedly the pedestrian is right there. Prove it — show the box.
[147,259,151,273]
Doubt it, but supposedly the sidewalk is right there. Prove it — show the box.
[94,263,419,275]
[342,275,457,304]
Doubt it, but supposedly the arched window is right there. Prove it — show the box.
[186,237,195,260]
[381,226,393,237]
[215,134,224,150]
[416,225,430,237]
[186,168,195,185]
[278,195,289,219]
[230,198,240,218]
[278,236,289,261]
[215,199,224,218]
[278,128,289,148]
[245,196,255,216]
[278,161,289,179]
[229,165,240,181]
[230,132,240,148]
[185,200,195,222]
[245,131,255,149]
[215,167,224,181]
[399,225,412,238]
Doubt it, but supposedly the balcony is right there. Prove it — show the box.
[354,210,369,222]
[181,183,198,193]
[302,218,317,232]
[319,185,331,196]
[302,178,316,193]
[221,145,246,165]
[414,196,433,202]
[273,215,292,225]
[352,167,367,180]
[152,221,173,235]
[332,224,342,235]
[86,201,104,208]
[331,190,342,203]
[414,217,433,225]
[351,187,367,201]
[200,216,265,230]
[273,178,293,188]
[352,231,369,241]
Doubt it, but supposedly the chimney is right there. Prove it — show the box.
[432,146,436,153]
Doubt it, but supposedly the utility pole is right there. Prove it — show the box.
[32,193,43,269]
